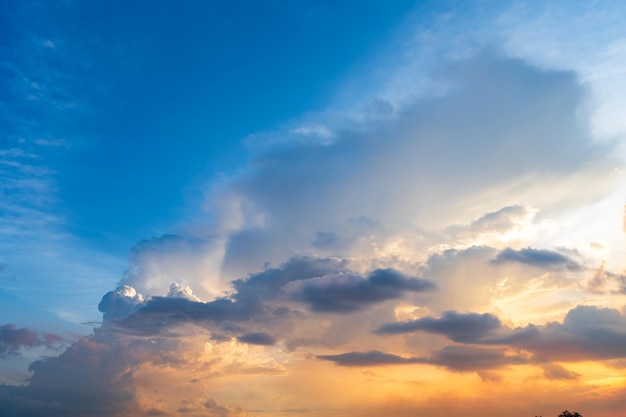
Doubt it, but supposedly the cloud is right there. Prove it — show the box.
[207,49,613,285]
[318,345,527,373]
[120,235,222,299]
[465,205,532,234]
[0,334,140,416]
[429,345,528,372]
[237,332,276,346]
[377,305,626,362]
[203,398,246,417]
[492,247,581,270]
[0,324,63,356]
[447,205,538,244]
[104,257,434,341]
[375,310,501,343]
[98,285,144,322]
[106,256,352,336]
[541,363,580,380]
[230,256,351,307]
[283,268,435,313]
[507,305,626,361]
[317,350,426,367]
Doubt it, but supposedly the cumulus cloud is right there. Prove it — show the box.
[120,235,222,299]
[98,285,144,322]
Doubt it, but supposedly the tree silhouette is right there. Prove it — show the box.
[558,410,582,417]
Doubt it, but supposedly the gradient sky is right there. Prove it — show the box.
[2,1,626,416]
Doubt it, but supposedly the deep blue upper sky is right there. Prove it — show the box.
[2,1,417,252]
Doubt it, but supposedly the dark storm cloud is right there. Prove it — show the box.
[375,311,501,343]
[285,268,435,313]
[0,324,63,355]
[492,247,580,270]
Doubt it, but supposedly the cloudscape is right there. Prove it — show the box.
[1,1,626,416]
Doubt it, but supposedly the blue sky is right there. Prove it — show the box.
[1,0,418,321]
[2,1,626,416]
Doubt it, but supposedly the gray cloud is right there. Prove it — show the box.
[237,332,277,346]
[0,324,63,356]
[318,345,527,372]
[111,296,258,337]
[105,256,352,335]
[0,333,139,416]
[492,247,580,270]
[317,350,426,367]
[107,257,433,336]
[375,311,501,343]
[377,305,626,362]
[231,256,351,307]
[429,345,528,371]
[507,305,626,361]
[285,268,435,313]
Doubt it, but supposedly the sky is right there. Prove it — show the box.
[1,1,626,416]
